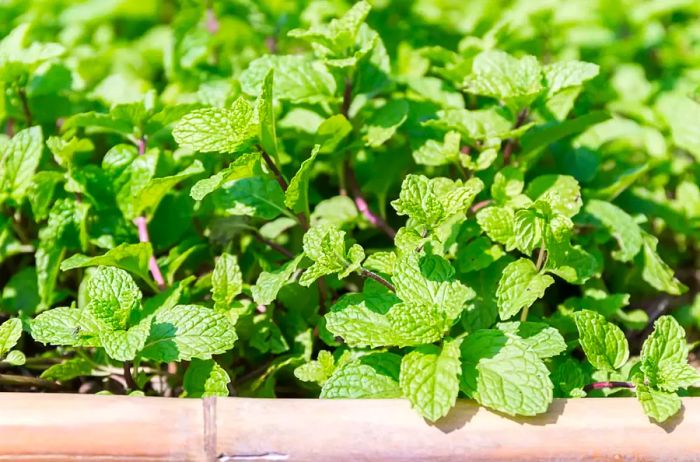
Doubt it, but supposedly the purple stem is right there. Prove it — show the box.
[584,381,635,392]
[134,136,165,290]
[206,8,219,34]
[345,159,396,239]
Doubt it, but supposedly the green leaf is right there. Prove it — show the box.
[299,225,364,286]
[640,233,687,295]
[542,60,599,96]
[173,98,258,153]
[257,69,278,158]
[320,352,401,399]
[251,255,304,306]
[131,160,204,218]
[461,330,553,416]
[295,350,337,385]
[141,304,237,362]
[0,126,43,202]
[636,384,682,423]
[3,350,25,366]
[476,206,516,247]
[400,339,462,422]
[641,316,698,391]
[363,100,408,147]
[656,94,700,162]
[496,259,554,320]
[60,243,153,285]
[99,317,151,361]
[526,175,582,218]
[574,310,629,371]
[212,253,243,311]
[285,145,320,214]
[0,318,22,357]
[497,321,566,359]
[215,177,287,220]
[40,358,94,381]
[513,208,545,256]
[190,152,260,201]
[585,199,642,262]
[520,111,610,155]
[31,307,101,347]
[463,50,542,107]
[240,55,336,103]
[86,266,142,331]
[182,359,231,397]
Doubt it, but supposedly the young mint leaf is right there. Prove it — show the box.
[320,352,401,399]
[636,384,682,424]
[476,206,516,247]
[86,266,142,331]
[526,175,582,218]
[0,318,22,357]
[400,339,462,422]
[99,317,151,361]
[173,98,257,153]
[295,350,337,385]
[461,330,553,416]
[251,255,304,306]
[299,225,364,286]
[0,126,43,203]
[463,50,542,108]
[240,55,336,103]
[212,253,243,311]
[131,160,204,218]
[141,304,237,362]
[60,243,153,285]
[363,100,409,147]
[256,69,278,158]
[640,233,687,295]
[496,258,554,320]
[497,321,566,359]
[641,316,699,391]
[40,357,94,382]
[285,145,320,214]
[190,152,261,201]
[574,310,629,371]
[182,359,231,398]
[542,61,599,96]
[585,199,642,262]
[3,350,25,366]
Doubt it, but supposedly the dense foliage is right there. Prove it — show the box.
[1,0,699,424]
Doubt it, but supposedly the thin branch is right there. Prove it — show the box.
[5,118,14,137]
[345,159,396,239]
[260,147,288,190]
[359,268,396,292]
[584,381,635,392]
[253,233,294,259]
[502,109,529,165]
[469,199,491,214]
[340,78,353,118]
[17,87,33,126]
[123,361,138,391]
[134,136,166,290]
[0,373,61,390]
[535,247,547,271]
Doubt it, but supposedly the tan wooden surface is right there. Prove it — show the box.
[1,394,699,461]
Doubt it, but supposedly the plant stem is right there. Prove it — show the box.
[584,381,635,392]
[205,7,219,34]
[123,361,137,391]
[469,199,491,214]
[134,136,166,290]
[345,159,396,239]
[535,246,547,271]
[502,109,529,165]
[17,87,33,126]
[340,78,353,118]
[359,268,396,292]
[253,233,294,259]
[259,146,310,230]
[0,373,61,390]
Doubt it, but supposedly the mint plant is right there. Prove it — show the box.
[1,0,698,424]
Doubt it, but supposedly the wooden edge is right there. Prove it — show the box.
[1,395,699,461]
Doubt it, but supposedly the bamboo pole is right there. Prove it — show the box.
[1,395,700,461]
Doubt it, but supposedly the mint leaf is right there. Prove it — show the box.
[40,358,94,381]
[173,98,257,153]
[400,339,462,421]
[321,352,401,399]
[141,305,237,362]
[461,330,553,416]
[0,318,22,357]
[299,225,364,286]
[251,255,304,306]
[542,61,599,96]
[211,253,242,312]
[574,309,629,371]
[190,152,260,201]
[496,259,554,320]
[640,233,687,295]
[86,266,142,331]
[99,317,151,361]
[476,206,516,247]
[364,100,408,147]
[0,126,43,202]
[285,145,320,214]
[61,243,153,285]
[585,199,642,262]
[636,384,682,424]
[182,359,231,398]
[295,350,337,385]
[641,316,699,391]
